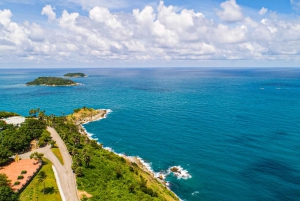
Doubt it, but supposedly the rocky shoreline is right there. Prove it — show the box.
[76,109,179,197]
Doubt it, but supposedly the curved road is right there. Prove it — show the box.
[20,127,79,201]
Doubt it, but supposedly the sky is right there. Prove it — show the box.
[1,0,300,68]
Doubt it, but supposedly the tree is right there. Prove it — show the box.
[30,152,44,161]
[0,145,12,165]
[37,170,47,194]
[75,167,83,177]
[49,140,56,148]
[38,110,46,120]
[29,109,36,117]
[0,173,11,187]
[38,130,51,147]
[0,186,19,201]
[83,153,91,167]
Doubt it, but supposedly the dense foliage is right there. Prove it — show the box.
[0,186,19,201]
[64,73,86,77]
[0,111,19,119]
[52,114,178,201]
[0,173,11,187]
[0,117,46,165]
[26,77,76,86]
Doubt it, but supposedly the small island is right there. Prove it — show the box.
[64,73,86,78]
[26,77,78,86]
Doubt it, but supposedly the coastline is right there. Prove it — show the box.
[77,109,181,199]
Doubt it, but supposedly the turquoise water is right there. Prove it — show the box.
[1,68,300,201]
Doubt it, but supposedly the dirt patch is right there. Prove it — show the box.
[78,190,92,199]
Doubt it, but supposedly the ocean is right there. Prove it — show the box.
[0,68,300,201]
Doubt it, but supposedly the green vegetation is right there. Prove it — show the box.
[52,110,179,201]
[0,173,11,187]
[29,108,46,120]
[0,186,19,201]
[26,77,77,86]
[0,173,18,201]
[17,175,24,180]
[64,73,86,77]
[21,170,27,174]
[0,111,19,119]
[20,158,62,201]
[51,148,64,165]
[38,130,51,147]
[30,152,44,161]
[0,117,46,165]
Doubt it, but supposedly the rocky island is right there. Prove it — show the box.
[26,77,78,86]
[64,73,86,78]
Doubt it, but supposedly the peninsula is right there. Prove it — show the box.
[26,77,78,86]
[64,73,86,78]
[0,108,179,201]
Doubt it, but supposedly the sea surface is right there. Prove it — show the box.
[1,68,300,201]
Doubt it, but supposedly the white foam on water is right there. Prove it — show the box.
[168,166,192,180]
[191,191,199,196]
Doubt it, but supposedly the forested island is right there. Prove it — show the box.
[64,73,86,78]
[26,77,78,86]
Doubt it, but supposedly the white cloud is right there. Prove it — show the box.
[1,1,300,66]
[41,5,56,21]
[291,0,300,10]
[259,7,268,15]
[0,9,12,27]
[217,0,244,22]
[89,6,122,29]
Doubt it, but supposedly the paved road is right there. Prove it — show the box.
[20,127,79,201]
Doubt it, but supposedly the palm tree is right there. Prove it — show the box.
[38,110,45,120]
[29,109,36,117]
[83,153,91,167]
[37,171,47,194]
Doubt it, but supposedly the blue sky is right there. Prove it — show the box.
[1,0,300,67]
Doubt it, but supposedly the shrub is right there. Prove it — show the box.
[14,181,20,185]
[21,170,27,174]
[17,175,24,180]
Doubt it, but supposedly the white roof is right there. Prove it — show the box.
[4,116,26,125]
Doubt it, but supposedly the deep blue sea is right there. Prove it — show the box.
[1,68,300,201]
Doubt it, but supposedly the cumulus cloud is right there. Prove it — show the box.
[259,7,268,15]
[1,1,300,66]
[217,0,244,22]
[89,7,123,29]
[41,5,56,21]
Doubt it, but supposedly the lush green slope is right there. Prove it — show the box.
[51,110,179,201]
[64,73,86,77]
[20,158,62,201]
[26,77,77,86]
[0,111,19,118]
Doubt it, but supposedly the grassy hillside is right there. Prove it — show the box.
[51,109,179,201]
[20,158,62,201]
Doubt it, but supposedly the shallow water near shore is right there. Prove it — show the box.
[1,68,300,201]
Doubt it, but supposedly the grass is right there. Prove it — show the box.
[52,114,179,201]
[51,148,64,165]
[19,158,62,201]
